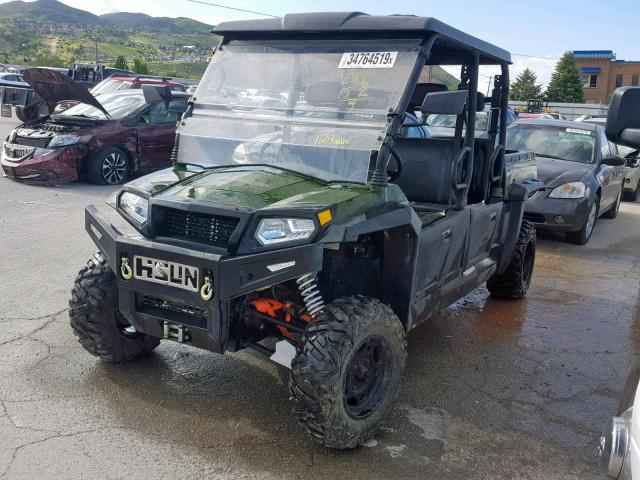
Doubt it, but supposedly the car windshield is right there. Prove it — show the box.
[90,79,134,96]
[507,123,596,164]
[56,92,146,120]
[426,111,489,131]
[177,39,421,183]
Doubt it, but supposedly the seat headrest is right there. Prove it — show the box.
[408,83,449,110]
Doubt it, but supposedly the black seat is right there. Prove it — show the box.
[394,137,456,206]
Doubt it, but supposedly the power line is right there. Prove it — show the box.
[187,0,277,18]
[512,53,559,60]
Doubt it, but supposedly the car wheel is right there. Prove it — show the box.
[603,188,622,219]
[625,184,640,202]
[87,146,130,185]
[69,253,160,362]
[487,220,536,299]
[289,296,406,449]
[567,196,599,245]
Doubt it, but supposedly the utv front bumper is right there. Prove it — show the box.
[85,206,323,353]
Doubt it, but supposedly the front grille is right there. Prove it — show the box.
[139,295,207,328]
[14,135,50,148]
[4,143,35,160]
[523,213,546,224]
[154,207,239,249]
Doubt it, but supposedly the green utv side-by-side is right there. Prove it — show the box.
[69,12,544,449]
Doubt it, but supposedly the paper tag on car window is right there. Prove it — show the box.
[566,128,592,136]
[339,52,398,69]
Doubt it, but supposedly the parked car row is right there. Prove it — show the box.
[1,68,189,185]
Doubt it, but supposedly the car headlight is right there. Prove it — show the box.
[119,192,149,225]
[549,182,587,199]
[49,135,79,148]
[255,218,316,245]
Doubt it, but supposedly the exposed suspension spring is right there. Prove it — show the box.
[296,273,325,317]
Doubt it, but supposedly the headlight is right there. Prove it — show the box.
[255,218,316,245]
[119,192,149,225]
[49,135,79,148]
[549,182,587,199]
[233,143,248,163]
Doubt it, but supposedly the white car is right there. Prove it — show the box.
[599,368,640,479]
[0,72,29,88]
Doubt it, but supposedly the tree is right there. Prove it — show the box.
[510,68,543,101]
[113,55,128,71]
[545,52,585,103]
[132,57,149,75]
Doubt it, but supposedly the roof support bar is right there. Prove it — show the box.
[370,33,439,187]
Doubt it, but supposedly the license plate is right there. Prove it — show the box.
[1,104,11,118]
[133,256,200,292]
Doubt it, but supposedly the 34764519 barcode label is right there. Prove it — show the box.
[338,51,398,69]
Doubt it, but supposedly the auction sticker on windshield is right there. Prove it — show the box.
[339,52,398,69]
[566,128,592,136]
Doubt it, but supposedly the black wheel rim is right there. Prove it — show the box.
[343,336,392,419]
[102,152,127,184]
[522,241,535,289]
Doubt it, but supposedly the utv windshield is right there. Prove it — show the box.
[177,39,422,183]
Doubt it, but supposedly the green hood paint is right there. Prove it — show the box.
[135,165,408,223]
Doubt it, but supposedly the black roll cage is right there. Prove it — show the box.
[213,24,511,198]
[371,32,511,202]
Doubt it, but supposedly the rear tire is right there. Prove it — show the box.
[69,253,159,362]
[487,220,536,299]
[87,146,130,185]
[289,296,406,449]
[567,196,599,245]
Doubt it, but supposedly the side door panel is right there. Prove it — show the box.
[137,123,177,171]
[466,202,502,268]
[413,209,470,297]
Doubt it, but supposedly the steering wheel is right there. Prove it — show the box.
[386,146,403,181]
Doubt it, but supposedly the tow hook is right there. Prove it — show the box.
[120,256,133,280]
[200,275,213,301]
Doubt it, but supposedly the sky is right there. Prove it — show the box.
[5,0,640,90]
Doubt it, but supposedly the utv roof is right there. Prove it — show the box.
[213,12,511,64]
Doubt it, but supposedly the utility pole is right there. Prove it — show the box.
[94,39,98,65]
[486,75,493,96]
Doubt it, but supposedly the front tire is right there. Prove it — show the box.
[289,296,407,449]
[87,146,130,185]
[69,253,159,362]
[602,188,622,219]
[487,220,536,299]
[567,196,599,245]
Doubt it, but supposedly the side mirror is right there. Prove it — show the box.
[142,84,173,105]
[606,87,640,148]
[602,155,626,167]
[421,90,485,115]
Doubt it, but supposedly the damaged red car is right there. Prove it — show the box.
[1,68,189,185]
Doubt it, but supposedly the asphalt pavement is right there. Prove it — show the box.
[0,115,637,479]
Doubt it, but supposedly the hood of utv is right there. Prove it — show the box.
[152,165,368,210]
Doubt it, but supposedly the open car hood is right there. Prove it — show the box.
[23,68,110,118]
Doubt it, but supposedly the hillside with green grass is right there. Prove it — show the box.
[0,0,459,86]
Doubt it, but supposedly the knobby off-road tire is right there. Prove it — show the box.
[289,296,407,449]
[487,220,536,300]
[69,253,159,362]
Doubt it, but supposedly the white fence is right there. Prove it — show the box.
[508,101,609,120]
